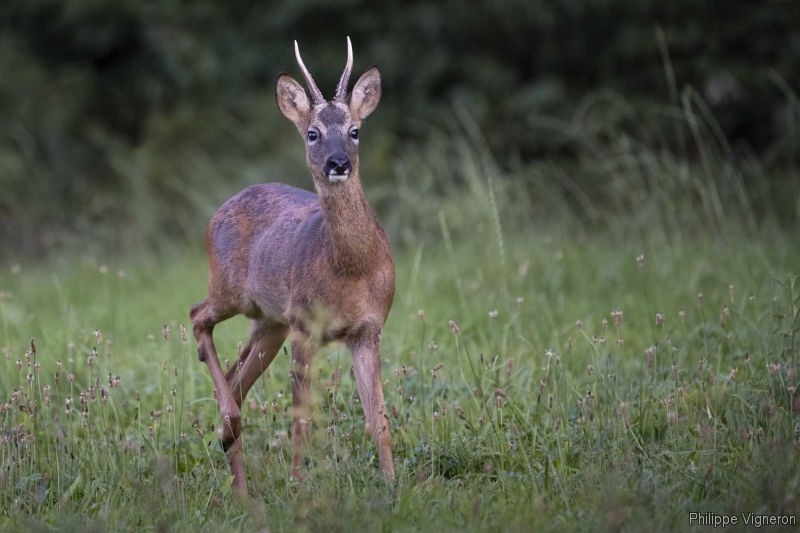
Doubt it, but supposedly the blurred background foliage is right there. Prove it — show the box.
[0,0,798,258]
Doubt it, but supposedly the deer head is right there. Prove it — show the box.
[276,37,381,186]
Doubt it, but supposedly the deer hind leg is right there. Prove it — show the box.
[226,319,289,408]
[189,299,249,495]
[211,318,288,495]
[288,332,316,480]
[350,331,395,479]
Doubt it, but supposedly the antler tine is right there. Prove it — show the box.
[294,40,325,105]
[334,36,353,101]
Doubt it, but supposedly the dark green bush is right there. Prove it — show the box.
[0,0,798,258]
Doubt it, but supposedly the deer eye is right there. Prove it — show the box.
[350,129,359,140]
[307,131,318,142]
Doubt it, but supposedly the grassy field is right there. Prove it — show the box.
[1,91,800,531]
[1,218,799,531]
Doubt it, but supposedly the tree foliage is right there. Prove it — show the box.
[1,0,798,256]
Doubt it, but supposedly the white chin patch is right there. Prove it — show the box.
[327,172,350,183]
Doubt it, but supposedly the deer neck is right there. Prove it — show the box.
[317,170,382,275]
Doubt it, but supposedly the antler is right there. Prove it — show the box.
[334,36,354,102]
[294,40,325,106]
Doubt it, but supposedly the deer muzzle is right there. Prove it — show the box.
[326,153,351,182]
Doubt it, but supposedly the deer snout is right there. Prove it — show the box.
[326,153,351,181]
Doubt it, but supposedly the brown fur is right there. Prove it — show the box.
[190,40,395,496]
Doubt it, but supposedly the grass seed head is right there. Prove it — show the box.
[448,320,460,335]
[611,309,623,327]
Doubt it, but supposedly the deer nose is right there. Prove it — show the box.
[326,154,351,174]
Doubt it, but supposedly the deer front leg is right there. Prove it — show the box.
[350,331,395,479]
[289,336,313,480]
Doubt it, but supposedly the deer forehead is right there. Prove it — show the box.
[310,102,354,132]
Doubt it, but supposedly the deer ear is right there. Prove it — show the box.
[349,66,381,121]
[276,74,310,127]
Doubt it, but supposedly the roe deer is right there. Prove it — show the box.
[190,37,395,495]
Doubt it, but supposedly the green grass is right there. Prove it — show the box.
[1,223,798,531]
[1,89,799,530]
